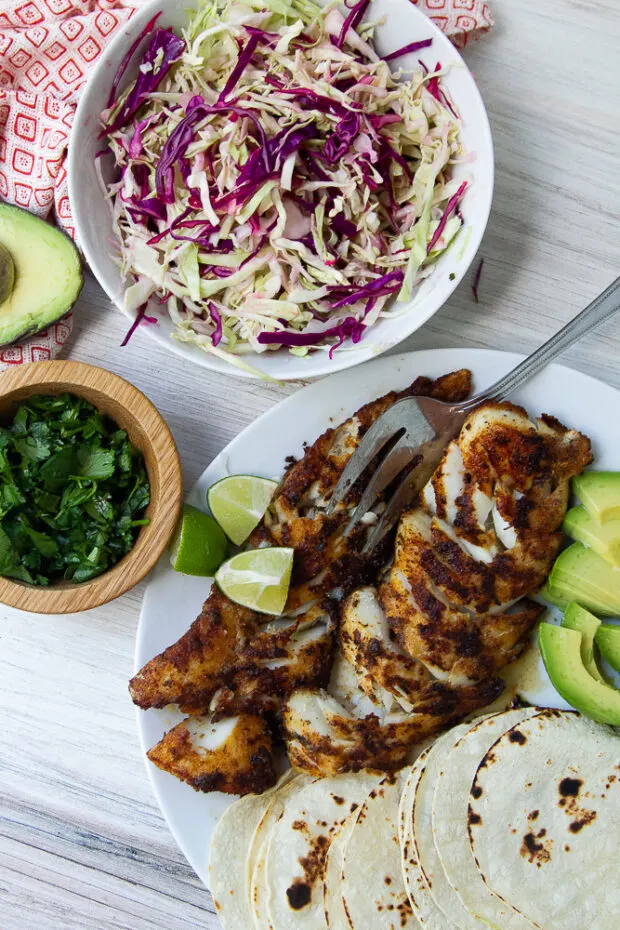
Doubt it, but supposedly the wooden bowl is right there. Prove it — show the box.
[0,361,182,614]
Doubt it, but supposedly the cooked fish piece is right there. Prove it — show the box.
[146,713,276,795]
[426,405,590,547]
[283,673,502,776]
[380,568,542,685]
[251,368,473,611]
[393,508,559,616]
[130,370,472,716]
[340,585,430,711]
[131,597,335,716]
[208,605,336,718]
[129,587,256,711]
[380,401,591,686]
[252,369,472,588]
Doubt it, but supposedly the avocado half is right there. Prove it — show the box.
[0,203,83,347]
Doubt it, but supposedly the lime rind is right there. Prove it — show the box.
[207,474,278,545]
[170,503,228,576]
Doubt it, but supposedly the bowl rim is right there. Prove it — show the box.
[69,0,494,381]
[0,360,182,614]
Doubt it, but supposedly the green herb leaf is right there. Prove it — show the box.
[13,434,50,463]
[77,446,115,480]
[40,447,78,490]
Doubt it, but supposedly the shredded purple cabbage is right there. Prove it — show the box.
[103,29,185,136]
[472,257,484,303]
[155,97,272,202]
[258,315,365,348]
[219,32,262,101]
[121,302,149,346]
[332,214,358,238]
[427,180,467,252]
[335,0,372,49]
[378,137,413,181]
[383,37,432,63]
[426,62,459,119]
[323,112,360,163]
[209,303,223,346]
[106,12,161,109]
[328,269,404,308]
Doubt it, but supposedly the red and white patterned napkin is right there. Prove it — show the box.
[0,0,493,368]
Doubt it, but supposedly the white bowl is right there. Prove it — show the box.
[69,0,493,381]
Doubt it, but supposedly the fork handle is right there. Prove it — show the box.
[458,273,620,411]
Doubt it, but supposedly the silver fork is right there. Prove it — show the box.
[327,273,620,553]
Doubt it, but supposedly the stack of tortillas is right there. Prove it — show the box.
[209,767,418,929]
[208,709,620,929]
[400,708,620,930]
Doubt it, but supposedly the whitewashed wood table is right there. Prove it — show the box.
[2,1,620,927]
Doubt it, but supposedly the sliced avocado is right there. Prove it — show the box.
[573,471,620,524]
[561,602,604,683]
[564,505,620,568]
[538,580,570,611]
[538,622,620,725]
[549,543,620,616]
[596,624,620,674]
[541,576,617,617]
[0,203,82,346]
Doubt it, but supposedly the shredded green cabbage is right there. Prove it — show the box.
[101,0,467,370]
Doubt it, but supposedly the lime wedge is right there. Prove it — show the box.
[207,475,278,545]
[170,504,228,576]
[215,547,294,615]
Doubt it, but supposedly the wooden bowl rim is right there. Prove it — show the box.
[0,360,182,614]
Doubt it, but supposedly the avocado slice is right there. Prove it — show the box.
[0,203,82,346]
[561,602,605,683]
[596,624,620,674]
[538,580,570,611]
[538,622,620,725]
[573,471,620,524]
[549,543,620,616]
[564,505,620,568]
[541,576,618,617]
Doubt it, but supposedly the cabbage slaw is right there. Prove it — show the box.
[100,0,467,373]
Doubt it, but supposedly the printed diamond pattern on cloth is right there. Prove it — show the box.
[0,0,492,368]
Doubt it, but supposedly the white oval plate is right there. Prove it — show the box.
[136,347,619,886]
[69,0,493,381]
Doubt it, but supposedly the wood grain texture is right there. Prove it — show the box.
[0,361,182,613]
[2,1,620,926]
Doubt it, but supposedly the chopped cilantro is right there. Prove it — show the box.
[0,393,150,586]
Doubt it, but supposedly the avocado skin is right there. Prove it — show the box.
[562,603,605,684]
[596,625,620,674]
[0,203,83,347]
[538,622,620,725]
